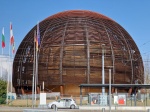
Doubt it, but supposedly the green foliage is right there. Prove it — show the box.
[0,78,7,104]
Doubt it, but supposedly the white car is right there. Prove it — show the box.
[48,98,78,109]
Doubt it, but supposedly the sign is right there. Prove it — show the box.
[89,93,107,105]
[114,95,118,105]
[118,94,126,105]
[89,93,99,105]
[40,93,46,105]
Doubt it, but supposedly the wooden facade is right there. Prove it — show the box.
[13,10,144,95]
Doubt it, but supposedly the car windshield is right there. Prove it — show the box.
[56,98,76,102]
[57,99,65,102]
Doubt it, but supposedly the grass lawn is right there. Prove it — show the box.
[3,97,150,107]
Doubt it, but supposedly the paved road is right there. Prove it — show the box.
[0,107,148,112]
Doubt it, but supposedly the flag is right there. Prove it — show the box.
[36,22,40,51]
[34,30,38,51]
[10,23,14,45]
[2,27,5,48]
[34,30,36,42]
[37,22,40,45]
[36,36,38,51]
[12,41,15,54]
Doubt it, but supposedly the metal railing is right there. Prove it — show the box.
[1,93,150,107]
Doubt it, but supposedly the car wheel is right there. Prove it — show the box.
[70,104,75,109]
[51,104,56,109]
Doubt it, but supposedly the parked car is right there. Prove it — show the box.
[47,98,78,109]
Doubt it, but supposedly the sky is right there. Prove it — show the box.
[0,0,150,62]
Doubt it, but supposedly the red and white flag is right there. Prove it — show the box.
[10,22,14,45]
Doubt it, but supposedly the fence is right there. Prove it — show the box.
[1,92,150,107]
[79,93,150,106]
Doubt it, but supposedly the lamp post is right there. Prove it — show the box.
[106,66,113,112]
[109,68,112,112]
[102,44,105,95]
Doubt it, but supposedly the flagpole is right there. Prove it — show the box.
[34,22,40,105]
[6,22,11,104]
[6,62,9,104]
[8,23,11,105]
[32,30,36,108]
[36,52,38,85]
[35,44,37,105]
[10,41,13,103]
[2,49,3,55]
[9,22,14,103]
[0,60,2,78]
[34,54,37,106]
[10,34,12,104]
[1,27,4,78]
[36,22,39,85]
[34,30,37,106]
[2,27,4,55]
[9,22,11,94]
[34,21,41,106]
[9,22,11,58]
[11,41,15,96]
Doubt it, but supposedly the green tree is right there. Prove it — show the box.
[0,78,7,104]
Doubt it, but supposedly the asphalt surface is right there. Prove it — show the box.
[0,106,149,112]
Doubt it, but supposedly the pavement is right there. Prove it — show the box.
[0,106,150,112]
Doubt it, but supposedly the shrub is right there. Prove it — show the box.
[0,78,7,104]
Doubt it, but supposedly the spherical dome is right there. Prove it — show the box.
[13,10,144,95]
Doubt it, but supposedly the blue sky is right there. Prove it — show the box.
[0,0,150,62]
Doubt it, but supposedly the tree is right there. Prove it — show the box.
[0,78,7,104]
[144,55,150,84]
[143,55,150,94]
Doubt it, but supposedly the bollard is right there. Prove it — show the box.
[102,108,105,112]
[55,105,58,111]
